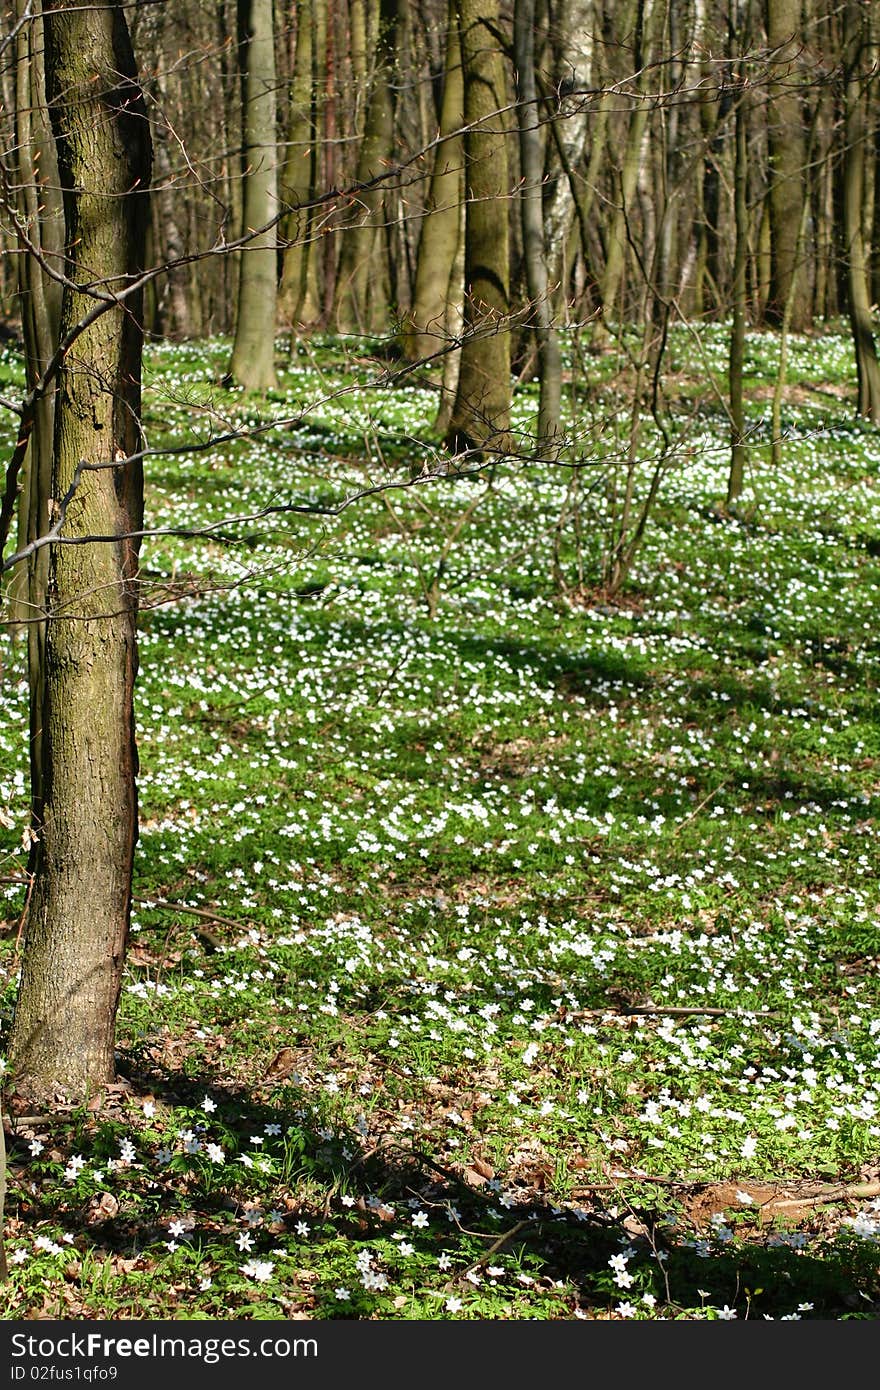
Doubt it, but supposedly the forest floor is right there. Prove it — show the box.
[0,323,878,1320]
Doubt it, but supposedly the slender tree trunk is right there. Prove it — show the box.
[540,0,595,314]
[445,0,511,454]
[514,0,561,451]
[334,0,397,334]
[728,60,749,503]
[435,200,466,433]
[8,1,63,835]
[9,0,151,1102]
[597,0,654,338]
[842,0,880,422]
[404,0,464,362]
[228,0,278,390]
[765,0,809,329]
[279,0,318,330]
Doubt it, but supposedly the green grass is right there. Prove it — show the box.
[0,322,878,1320]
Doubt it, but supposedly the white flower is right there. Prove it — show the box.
[740,1136,757,1160]
[411,1211,429,1229]
[168,1220,186,1238]
[616,1302,637,1317]
[334,1287,351,1300]
[735,1190,754,1205]
[143,1101,156,1119]
[716,1305,738,1320]
[201,1096,217,1114]
[445,1296,463,1313]
[236,1232,253,1252]
[241,1260,274,1282]
[437,1253,452,1271]
[205,1143,225,1164]
[844,1212,879,1237]
[295,1221,310,1237]
[29,1140,44,1157]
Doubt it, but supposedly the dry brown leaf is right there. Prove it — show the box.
[87,1192,120,1224]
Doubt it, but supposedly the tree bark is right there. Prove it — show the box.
[596,0,654,339]
[728,64,749,503]
[514,0,561,451]
[765,0,809,329]
[279,0,319,330]
[842,0,880,423]
[334,0,397,335]
[8,0,63,832]
[537,0,595,318]
[228,0,279,390]
[403,0,464,363]
[8,0,151,1102]
[445,0,511,454]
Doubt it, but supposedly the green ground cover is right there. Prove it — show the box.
[0,324,878,1319]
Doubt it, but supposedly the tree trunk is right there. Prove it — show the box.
[514,0,561,451]
[279,0,319,330]
[842,0,880,422]
[8,0,151,1103]
[765,0,809,329]
[728,63,749,503]
[403,0,464,362]
[445,0,511,454]
[8,0,63,833]
[597,0,655,338]
[334,0,397,334]
[228,0,278,390]
[540,0,595,316]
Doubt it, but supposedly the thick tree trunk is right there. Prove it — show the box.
[765,0,809,329]
[445,0,511,454]
[403,0,463,362]
[843,0,880,423]
[514,0,561,451]
[8,0,151,1102]
[228,0,278,390]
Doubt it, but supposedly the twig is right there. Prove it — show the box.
[131,895,258,936]
[671,780,729,835]
[446,1221,529,1289]
[764,1181,880,1210]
